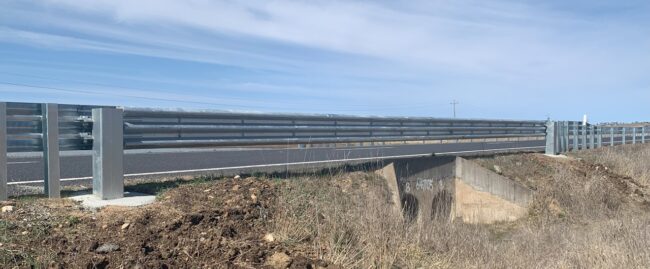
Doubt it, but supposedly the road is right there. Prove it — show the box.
[7,140,545,184]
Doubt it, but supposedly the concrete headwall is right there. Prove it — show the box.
[455,157,532,207]
[377,156,456,223]
[378,156,533,224]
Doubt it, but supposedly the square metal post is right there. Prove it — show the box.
[558,122,565,152]
[545,121,558,155]
[0,103,6,201]
[92,108,124,200]
[622,128,626,145]
[589,125,595,149]
[562,122,567,152]
[610,127,614,146]
[558,121,567,153]
[573,122,579,152]
[564,121,571,152]
[633,127,637,144]
[582,125,589,149]
[597,127,603,148]
[643,127,646,144]
[42,103,60,198]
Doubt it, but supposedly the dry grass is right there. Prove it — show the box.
[272,172,453,268]
[272,146,650,269]
[572,143,650,185]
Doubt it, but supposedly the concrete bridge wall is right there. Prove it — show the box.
[377,156,533,224]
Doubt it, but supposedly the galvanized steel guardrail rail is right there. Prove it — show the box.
[0,101,645,201]
[122,107,547,149]
[0,102,546,200]
[545,121,649,154]
[0,102,108,199]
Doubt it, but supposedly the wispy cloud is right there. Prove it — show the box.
[0,0,649,120]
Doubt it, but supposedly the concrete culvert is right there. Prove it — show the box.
[377,155,533,224]
[431,190,452,221]
[400,193,419,222]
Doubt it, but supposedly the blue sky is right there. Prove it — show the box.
[1,0,649,122]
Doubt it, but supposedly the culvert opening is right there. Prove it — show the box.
[400,193,419,222]
[378,155,534,224]
[431,190,452,221]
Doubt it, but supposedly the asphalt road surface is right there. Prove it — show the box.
[7,140,545,184]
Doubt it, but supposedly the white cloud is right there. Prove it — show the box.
[3,0,647,80]
[1,0,650,120]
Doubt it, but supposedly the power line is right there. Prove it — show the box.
[450,99,459,118]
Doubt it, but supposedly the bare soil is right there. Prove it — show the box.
[0,178,333,268]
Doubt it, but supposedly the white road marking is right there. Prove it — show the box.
[8,161,38,165]
[334,147,394,151]
[7,146,543,185]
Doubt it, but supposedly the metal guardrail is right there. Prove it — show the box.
[0,101,646,201]
[6,102,104,152]
[1,102,110,199]
[545,121,649,154]
[122,108,547,149]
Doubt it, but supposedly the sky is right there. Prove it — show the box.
[1,0,649,122]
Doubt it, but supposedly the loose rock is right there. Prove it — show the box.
[1,205,14,213]
[95,243,120,254]
[121,223,131,230]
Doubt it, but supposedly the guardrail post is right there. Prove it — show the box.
[573,122,579,152]
[0,103,6,201]
[564,122,569,152]
[581,125,587,150]
[643,127,646,144]
[610,127,614,146]
[557,122,564,152]
[633,127,637,144]
[622,128,626,145]
[597,127,603,148]
[562,121,569,152]
[589,125,595,149]
[545,121,558,155]
[562,122,567,152]
[92,108,124,200]
[42,103,60,198]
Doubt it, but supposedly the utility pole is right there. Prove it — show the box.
[450,100,459,118]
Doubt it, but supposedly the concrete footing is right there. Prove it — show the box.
[377,156,533,224]
[68,192,155,209]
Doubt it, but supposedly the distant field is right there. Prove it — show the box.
[1,144,650,268]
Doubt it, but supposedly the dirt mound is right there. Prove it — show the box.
[473,153,650,222]
[0,178,335,268]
